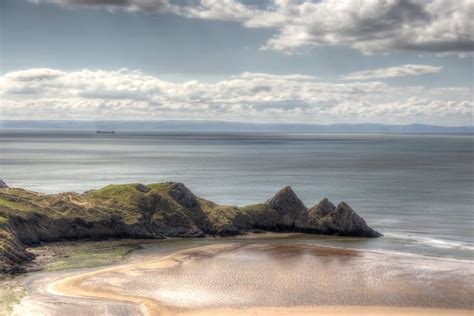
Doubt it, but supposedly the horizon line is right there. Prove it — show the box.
[0,119,473,129]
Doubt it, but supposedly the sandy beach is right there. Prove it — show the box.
[179,306,474,316]
[44,242,474,316]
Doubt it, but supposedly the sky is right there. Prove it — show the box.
[0,0,473,125]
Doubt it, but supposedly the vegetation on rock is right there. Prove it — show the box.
[0,180,381,273]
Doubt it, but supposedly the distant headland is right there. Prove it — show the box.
[0,180,380,273]
[1,120,473,134]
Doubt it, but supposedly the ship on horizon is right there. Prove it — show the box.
[96,130,115,134]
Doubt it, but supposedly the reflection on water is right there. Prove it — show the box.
[89,243,474,310]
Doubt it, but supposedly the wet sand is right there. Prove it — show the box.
[46,242,474,316]
[179,306,474,316]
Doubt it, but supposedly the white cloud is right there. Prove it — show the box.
[246,0,474,56]
[324,97,473,119]
[342,64,443,80]
[172,0,256,22]
[33,0,474,56]
[238,72,316,81]
[0,68,472,125]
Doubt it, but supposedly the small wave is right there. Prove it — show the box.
[385,233,474,251]
[369,218,402,225]
[363,248,474,264]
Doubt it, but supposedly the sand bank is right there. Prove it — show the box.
[50,243,474,316]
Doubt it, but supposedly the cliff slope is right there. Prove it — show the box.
[0,181,381,273]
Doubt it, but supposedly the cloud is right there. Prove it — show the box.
[238,72,317,81]
[32,0,474,56]
[341,64,443,80]
[247,0,474,56]
[4,68,65,81]
[0,68,471,125]
[172,0,257,22]
[324,97,472,119]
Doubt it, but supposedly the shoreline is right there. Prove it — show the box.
[25,232,474,268]
[50,244,240,316]
[47,242,474,316]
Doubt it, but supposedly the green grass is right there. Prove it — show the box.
[0,189,63,220]
[146,182,176,192]
[202,205,238,226]
[89,182,177,200]
[239,204,279,226]
[0,215,8,224]
[86,183,149,202]
[0,197,36,214]
[240,203,274,216]
[31,240,145,272]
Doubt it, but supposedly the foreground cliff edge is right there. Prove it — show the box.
[0,180,381,273]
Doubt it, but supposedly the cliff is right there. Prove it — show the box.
[0,181,381,273]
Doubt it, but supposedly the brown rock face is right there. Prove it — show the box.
[266,186,307,228]
[168,182,198,208]
[135,184,151,193]
[295,197,381,238]
[309,197,335,218]
[0,222,34,273]
[298,197,336,229]
[318,202,382,237]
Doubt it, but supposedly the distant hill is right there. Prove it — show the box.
[0,120,472,134]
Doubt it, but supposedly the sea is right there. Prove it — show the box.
[1,130,472,260]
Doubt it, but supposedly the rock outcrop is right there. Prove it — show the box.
[310,198,336,218]
[135,183,151,193]
[317,202,381,237]
[0,179,8,189]
[298,197,381,237]
[0,222,34,274]
[0,182,381,273]
[169,183,198,208]
[266,186,307,228]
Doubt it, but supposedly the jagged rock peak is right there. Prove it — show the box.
[328,201,382,237]
[335,201,365,216]
[168,182,198,208]
[0,179,8,188]
[266,186,307,212]
[135,184,151,193]
[309,197,335,216]
[337,201,351,211]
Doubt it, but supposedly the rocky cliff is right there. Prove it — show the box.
[0,180,381,273]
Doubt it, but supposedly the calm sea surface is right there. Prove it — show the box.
[0,130,472,260]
